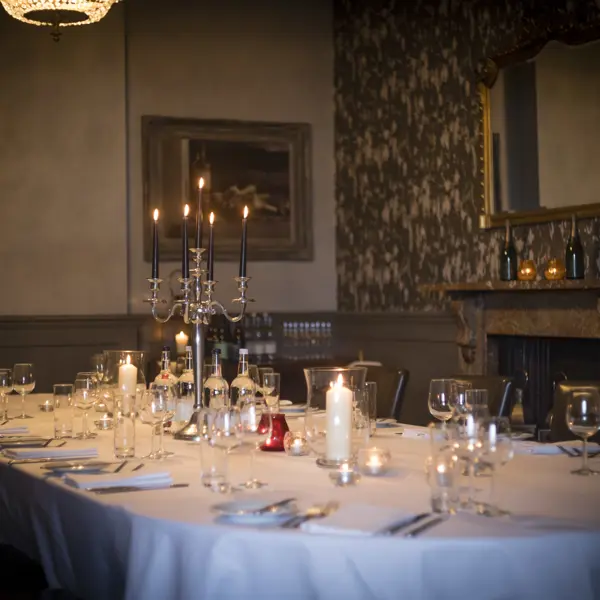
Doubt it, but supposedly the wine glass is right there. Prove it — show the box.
[239,398,272,489]
[12,363,35,419]
[139,387,174,460]
[0,369,12,421]
[450,380,472,420]
[90,354,106,385]
[477,417,514,517]
[74,377,97,439]
[428,379,454,423]
[248,365,261,393]
[262,372,281,410]
[566,388,600,476]
[149,382,177,457]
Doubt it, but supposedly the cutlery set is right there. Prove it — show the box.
[557,445,600,458]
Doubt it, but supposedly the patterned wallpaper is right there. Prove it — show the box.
[334,0,600,311]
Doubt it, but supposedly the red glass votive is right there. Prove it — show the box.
[258,413,290,452]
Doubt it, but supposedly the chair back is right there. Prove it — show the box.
[352,363,409,421]
[551,381,600,443]
[452,375,515,418]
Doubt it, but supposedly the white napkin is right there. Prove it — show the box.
[64,471,173,490]
[0,426,30,435]
[513,440,600,455]
[3,447,99,460]
[301,504,415,536]
[397,425,428,439]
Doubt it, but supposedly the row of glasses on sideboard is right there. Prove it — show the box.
[425,377,600,517]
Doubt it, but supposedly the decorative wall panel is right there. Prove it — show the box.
[335,0,600,311]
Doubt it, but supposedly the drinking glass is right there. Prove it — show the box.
[239,398,272,488]
[53,383,74,438]
[262,372,281,411]
[148,382,176,457]
[566,388,600,476]
[73,377,97,439]
[365,381,377,436]
[212,406,243,453]
[0,369,12,421]
[90,354,107,385]
[478,417,514,517]
[12,363,35,419]
[450,380,472,420]
[466,389,490,420]
[426,447,460,514]
[248,365,261,390]
[449,414,483,509]
[428,379,454,423]
[139,387,174,460]
[114,392,136,458]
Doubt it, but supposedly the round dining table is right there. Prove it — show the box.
[1,395,599,600]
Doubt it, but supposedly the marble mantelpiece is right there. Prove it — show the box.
[420,280,600,374]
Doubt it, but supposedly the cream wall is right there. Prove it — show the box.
[0,0,336,316]
[0,8,128,315]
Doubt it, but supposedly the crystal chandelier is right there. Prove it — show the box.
[0,0,119,40]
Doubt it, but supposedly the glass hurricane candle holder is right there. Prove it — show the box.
[283,431,310,456]
[329,462,361,487]
[104,350,146,395]
[357,447,391,476]
[544,258,566,281]
[303,366,368,468]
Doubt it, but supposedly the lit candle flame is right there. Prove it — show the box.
[243,205,249,219]
[153,209,159,221]
[209,212,215,225]
[199,177,204,190]
[184,204,190,217]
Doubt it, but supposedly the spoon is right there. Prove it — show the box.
[281,501,339,529]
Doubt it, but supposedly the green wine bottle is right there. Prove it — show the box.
[565,215,584,280]
[499,220,518,281]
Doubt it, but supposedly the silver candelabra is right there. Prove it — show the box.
[145,248,253,441]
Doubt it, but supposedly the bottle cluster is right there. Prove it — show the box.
[281,320,333,361]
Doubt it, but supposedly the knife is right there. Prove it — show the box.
[375,512,431,536]
[404,514,447,538]
[88,483,189,495]
[8,456,95,465]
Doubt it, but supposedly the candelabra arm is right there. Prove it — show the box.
[150,301,184,324]
[209,299,248,323]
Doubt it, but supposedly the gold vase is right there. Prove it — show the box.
[517,260,537,281]
[544,258,566,281]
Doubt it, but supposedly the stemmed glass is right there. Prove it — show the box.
[148,383,177,458]
[12,363,35,419]
[239,398,273,489]
[566,388,600,476]
[257,367,274,396]
[0,369,12,421]
[74,377,97,439]
[248,365,261,392]
[90,354,106,385]
[428,379,454,423]
[450,380,472,420]
[477,417,514,517]
[262,372,281,411]
[140,387,175,460]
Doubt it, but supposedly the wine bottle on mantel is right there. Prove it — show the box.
[499,219,518,281]
[565,214,585,280]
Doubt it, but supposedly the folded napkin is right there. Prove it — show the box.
[0,426,29,435]
[301,504,415,536]
[3,447,99,460]
[513,440,600,456]
[397,426,428,439]
[63,471,173,490]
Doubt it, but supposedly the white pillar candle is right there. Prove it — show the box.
[175,331,189,355]
[118,355,138,396]
[326,374,353,462]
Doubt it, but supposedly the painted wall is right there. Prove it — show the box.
[0,8,128,315]
[0,0,335,315]
[334,0,600,311]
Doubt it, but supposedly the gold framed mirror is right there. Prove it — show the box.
[478,24,600,229]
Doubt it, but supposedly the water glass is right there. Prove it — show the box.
[212,406,243,453]
[200,438,229,492]
[74,377,97,439]
[428,379,454,423]
[114,393,136,458]
[139,387,174,460]
[262,372,281,411]
[365,381,377,436]
[465,389,490,420]
[12,363,35,419]
[239,398,272,489]
[0,369,12,421]
[53,384,74,438]
[566,388,600,476]
[450,380,472,419]
[426,449,459,514]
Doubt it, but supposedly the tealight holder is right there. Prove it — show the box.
[94,414,113,431]
[283,431,310,456]
[39,397,54,412]
[357,447,391,476]
[517,260,536,281]
[544,258,566,281]
[329,462,361,487]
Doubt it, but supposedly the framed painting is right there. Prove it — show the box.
[142,116,313,262]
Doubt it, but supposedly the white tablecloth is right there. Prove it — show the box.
[1,395,600,600]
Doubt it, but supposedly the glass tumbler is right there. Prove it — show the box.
[114,392,136,458]
[53,384,74,438]
[365,381,377,436]
[426,449,459,514]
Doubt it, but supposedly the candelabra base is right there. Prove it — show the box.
[173,408,212,442]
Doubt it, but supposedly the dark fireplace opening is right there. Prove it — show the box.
[492,336,600,428]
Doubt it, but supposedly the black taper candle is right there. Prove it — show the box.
[207,212,215,281]
[182,204,190,279]
[239,205,248,278]
[195,177,204,249]
[152,209,159,279]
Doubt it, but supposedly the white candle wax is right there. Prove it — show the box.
[175,331,189,355]
[118,357,138,396]
[326,375,353,462]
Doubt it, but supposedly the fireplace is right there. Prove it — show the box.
[421,279,600,428]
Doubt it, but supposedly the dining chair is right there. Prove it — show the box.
[550,380,600,443]
[452,375,516,418]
